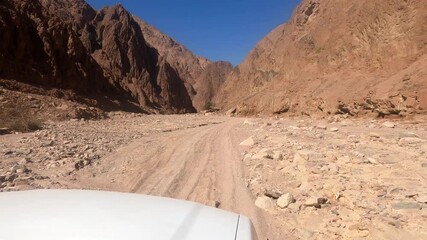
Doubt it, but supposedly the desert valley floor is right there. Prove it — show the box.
[1,113,427,239]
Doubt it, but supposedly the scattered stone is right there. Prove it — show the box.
[398,132,420,139]
[255,196,275,210]
[213,200,221,208]
[382,121,395,128]
[226,107,237,116]
[239,136,255,146]
[287,180,302,188]
[277,193,294,209]
[416,195,427,203]
[329,127,339,132]
[399,137,425,144]
[304,197,328,208]
[392,202,422,210]
[243,119,255,125]
[304,197,320,208]
[317,197,328,204]
[294,151,310,161]
[252,149,273,160]
[264,189,282,199]
[368,132,380,138]
[0,128,11,135]
[316,125,327,130]
[368,157,378,164]
[272,151,283,160]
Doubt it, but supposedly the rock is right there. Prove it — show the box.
[399,137,425,144]
[255,196,275,210]
[329,127,339,132]
[416,195,427,203]
[304,197,320,207]
[294,151,310,161]
[316,125,327,130]
[317,197,328,204]
[367,157,378,164]
[399,132,420,139]
[277,193,294,209]
[239,136,255,146]
[337,155,351,164]
[226,108,237,116]
[252,149,273,160]
[264,189,282,199]
[322,163,339,174]
[304,197,328,208]
[213,200,221,208]
[243,119,255,125]
[368,132,380,138]
[382,121,395,128]
[392,202,422,210]
[5,174,18,182]
[272,151,283,160]
[18,158,31,165]
[0,128,11,135]
[287,180,302,188]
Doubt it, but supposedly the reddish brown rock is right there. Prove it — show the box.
[217,0,427,117]
[0,0,198,113]
[134,17,232,111]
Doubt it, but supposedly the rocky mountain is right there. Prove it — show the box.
[192,61,233,110]
[0,0,209,113]
[134,17,233,111]
[217,0,427,117]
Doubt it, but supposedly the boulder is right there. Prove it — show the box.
[277,193,294,209]
[226,107,237,116]
[255,196,275,210]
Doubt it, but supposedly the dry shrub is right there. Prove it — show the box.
[0,103,42,132]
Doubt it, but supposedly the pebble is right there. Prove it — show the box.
[316,125,327,130]
[329,127,339,132]
[368,132,380,138]
[382,121,395,128]
[239,136,255,146]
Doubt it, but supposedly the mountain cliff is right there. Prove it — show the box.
[0,0,208,113]
[217,0,427,117]
[134,17,232,111]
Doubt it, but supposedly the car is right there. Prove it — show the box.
[0,189,258,240]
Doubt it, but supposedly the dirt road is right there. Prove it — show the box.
[94,118,284,239]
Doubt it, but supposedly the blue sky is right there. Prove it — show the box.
[86,0,301,66]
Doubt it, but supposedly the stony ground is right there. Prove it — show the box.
[241,116,427,239]
[0,113,220,191]
[1,113,427,239]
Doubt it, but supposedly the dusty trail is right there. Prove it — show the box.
[102,119,278,239]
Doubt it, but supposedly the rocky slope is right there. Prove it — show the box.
[0,0,198,113]
[134,17,233,111]
[192,61,233,110]
[217,0,427,117]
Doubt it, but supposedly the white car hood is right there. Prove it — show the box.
[0,190,240,240]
